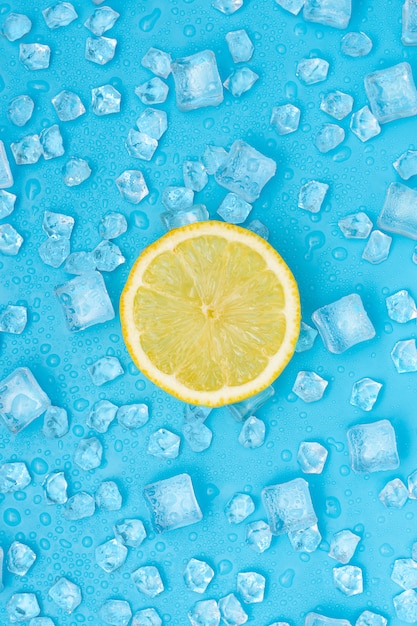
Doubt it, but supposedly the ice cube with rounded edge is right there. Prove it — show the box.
[42,3,78,28]
[213,0,243,13]
[87,399,118,432]
[0,190,16,219]
[43,471,68,504]
[288,524,322,552]
[387,289,417,323]
[38,237,70,268]
[303,0,351,28]
[394,150,417,180]
[0,224,23,255]
[114,518,147,547]
[238,416,265,448]
[365,62,417,124]
[338,212,373,238]
[93,240,125,272]
[403,0,417,45]
[95,539,127,573]
[333,566,363,596]
[0,462,31,493]
[19,43,51,70]
[262,477,318,535]
[350,106,381,142]
[1,12,31,41]
[341,31,373,56]
[314,124,345,153]
[64,491,95,520]
[11,134,42,165]
[237,571,265,603]
[141,47,172,78]
[116,170,148,204]
[297,442,328,473]
[162,186,194,212]
[99,212,127,239]
[295,322,318,352]
[147,428,180,459]
[62,157,91,186]
[84,6,119,35]
[329,530,361,563]
[362,230,391,264]
[132,608,162,626]
[74,436,103,470]
[270,103,300,135]
[227,386,275,422]
[292,371,328,403]
[161,204,209,230]
[225,493,255,524]
[8,95,34,127]
[355,611,387,626]
[135,77,168,105]
[379,182,417,239]
[85,36,117,65]
[226,29,254,63]
[40,125,65,160]
[88,357,123,386]
[43,406,68,438]
[217,192,252,224]
[171,49,223,111]
[0,305,27,334]
[48,577,82,613]
[137,108,168,140]
[391,339,417,373]
[143,473,203,533]
[7,541,36,575]
[96,480,122,510]
[379,478,408,509]
[392,559,417,590]
[320,91,354,120]
[0,367,50,433]
[296,58,329,85]
[131,565,164,598]
[91,84,121,115]
[350,378,382,411]
[298,180,329,213]
[182,420,213,452]
[99,600,132,626]
[117,403,149,429]
[394,589,417,622]
[246,520,272,553]
[218,593,248,625]
[347,419,399,473]
[224,67,259,97]
[184,558,215,593]
[52,90,85,122]
[55,271,114,331]
[7,593,40,622]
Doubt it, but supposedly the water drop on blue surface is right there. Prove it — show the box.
[139,9,161,32]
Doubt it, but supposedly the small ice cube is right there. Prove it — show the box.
[411,470,417,498]
[314,124,345,153]
[188,600,221,626]
[238,416,265,448]
[137,108,167,140]
[320,91,354,120]
[11,134,42,165]
[43,210,74,239]
[7,541,36,575]
[350,106,381,142]
[362,230,392,264]
[52,90,86,121]
[114,518,147,547]
[95,538,127,572]
[132,609,162,626]
[246,520,272,553]
[201,145,228,175]
[40,125,65,160]
[62,157,91,186]
[227,386,275,422]
[226,29,254,63]
[147,428,181,459]
[19,43,51,70]
[38,237,70,268]
[288,524,322,553]
[117,403,149,429]
[378,182,417,239]
[171,49,223,111]
[262,477,318,535]
[0,141,14,189]
[91,84,121,115]
[347,419,399,473]
[341,31,373,57]
[296,58,329,85]
[125,129,158,161]
[218,593,248,625]
[402,0,417,45]
[333,565,363,596]
[182,420,213,452]
[1,12,31,41]
[297,441,328,473]
[225,493,255,524]
[270,103,300,135]
[0,305,27,334]
[161,204,209,230]
[391,339,417,373]
[356,611,387,626]
[64,251,96,274]
[0,462,31,493]
[99,600,132,626]
[183,159,208,192]
[0,190,16,219]
[29,618,56,626]
[74,436,103,470]
[55,271,115,331]
[237,571,265,603]
[116,170,148,204]
[87,399,117,433]
[84,6,119,36]
[96,480,122,510]
[379,478,408,509]
[392,559,417,590]
[246,219,269,239]
[143,473,203,533]
[212,0,243,13]
[99,212,127,239]
[217,192,252,224]
[64,491,95,520]
[7,594,40,622]
[298,180,329,213]
[135,77,168,105]
[162,186,194,212]
[305,614,352,626]
[365,62,417,124]
[43,471,68,504]
[338,212,373,238]
[386,290,417,323]
[350,378,382,411]
[85,35,117,65]
[394,590,417,622]
[8,95,34,127]
[0,367,50,433]
[394,150,417,180]
[303,0,352,29]
[224,67,259,97]
[42,406,68,438]
[275,0,304,14]
[88,356,123,386]
[42,2,78,28]
[93,240,125,271]
[0,224,23,255]
[131,565,164,598]
[292,371,328,403]
[48,577,82,613]
[141,47,172,78]
[295,321,318,353]
[184,558,214,594]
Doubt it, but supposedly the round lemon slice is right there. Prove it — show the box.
[120,220,300,407]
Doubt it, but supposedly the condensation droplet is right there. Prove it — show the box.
[279,568,295,588]
[325,497,341,518]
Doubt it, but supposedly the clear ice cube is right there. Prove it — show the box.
[0,462,31,493]
[141,47,172,78]
[1,12,32,41]
[88,356,123,386]
[19,43,51,70]
[217,192,252,224]
[93,240,125,271]
[161,204,209,230]
[84,6,119,36]
[38,237,70,268]
[42,210,74,239]
[338,212,373,238]
[394,150,417,180]
[292,371,328,403]
[131,565,164,598]
[0,190,16,219]
[8,95,34,127]
[347,419,399,473]
[137,108,168,140]
[356,611,387,626]
[87,399,118,432]
[188,600,221,626]
[64,251,96,274]
[62,157,91,186]
[320,91,354,120]
[7,541,36,575]
[226,29,254,63]
[237,571,265,603]
[11,134,42,165]
[64,491,95,520]
[85,36,117,65]
[224,67,259,97]
[350,106,381,142]
[378,182,417,239]
[329,529,360,564]
[0,305,27,334]
[91,84,121,115]
[99,600,132,626]
[270,103,300,135]
[7,593,40,622]
[275,0,304,14]
[95,480,122,510]
[43,471,68,504]
[43,406,68,438]
[95,538,127,572]
[114,518,147,548]
[201,145,228,175]
[184,558,214,593]
[362,230,391,264]
[218,593,247,625]
[305,614,352,626]
[238,416,266,448]
[350,378,382,411]
[298,180,329,213]
[296,58,329,85]
[379,479,408,509]
[391,339,417,373]
[262,477,318,535]
[402,0,417,45]
[182,420,213,452]
[42,2,78,28]
[246,218,269,239]
[162,186,194,212]
[171,49,223,111]
[212,0,243,13]
[392,559,417,590]
[314,124,345,153]
[132,609,162,626]
[386,290,417,323]
[183,159,208,192]
[116,170,148,204]
[135,77,169,105]
[117,403,149,429]
[297,441,328,473]
[99,211,127,239]
[52,90,86,121]
[410,470,417,498]
[73,436,103,470]
[333,565,363,596]
[224,493,255,524]
[245,520,272,553]
[143,473,203,533]
[341,31,373,57]
[295,322,318,352]
[0,141,14,188]
[147,428,181,459]
[55,271,115,331]
[40,125,65,160]
[0,367,50,433]
[48,577,82,613]
[288,524,322,552]
[227,386,275,422]
[394,590,417,623]
[365,62,417,124]
[303,0,352,29]
[0,224,23,255]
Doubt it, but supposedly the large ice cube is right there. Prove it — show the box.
[141,47,172,78]
[63,491,95,520]
[188,600,221,626]
[0,367,50,433]
[171,50,224,111]
[303,0,351,29]
[143,473,203,533]
[227,385,275,422]
[184,558,214,593]
[392,558,417,589]
[218,594,247,625]
[347,419,399,473]
[262,477,317,535]
[362,230,392,264]
[40,125,65,160]
[378,182,417,239]
[365,62,417,124]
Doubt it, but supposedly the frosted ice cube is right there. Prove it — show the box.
[403,0,417,45]
[117,403,149,429]
[132,609,162,626]
[0,224,23,255]
[392,559,417,590]
[298,180,329,213]
[215,140,276,202]
[114,518,147,547]
[394,150,417,180]
[355,611,387,626]
[391,339,417,373]
[141,47,172,78]
[7,541,36,575]
[19,43,51,70]
[292,371,328,403]
[74,436,103,470]
[87,399,118,432]
[38,237,70,268]
[131,565,164,598]
[320,91,354,120]
[99,600,132,626]
[11,134,42,165]
[270,103,300,135]
[55,271,115,331]
[95,538,127,572]
[341,31,373,57]
[64,491,95,520]
[0,305,27,334]
[386,290,417,323]
[125,129,158,161]
[238,416,265,448]
[333,565,363,596]
[135,77,168,105]
[213,0,243,13]
[303,0,351,29]
[52,90,86,121]
[48,577,82,613]
[350,106,381,142]
[116,170,148,204]
[227,386,275,422]
[0,462,31,493]
[378,182,417,239]
[64,251,96,274]
[184,558,214,593]
[295,322,318,352]
[183,160,208,192]
[43,210,74,239]
[42,2,78,28]
[362,230,391,264]
[171,49,223,111]
[137,108,168,140]
[0,367,50,433]
[93,240,125,271]
[188,600,221,626]
[43,406,68,438]
[43,471,68,504]
[182,420,213,452]
[246,520,272,553]
[365,62,417,124]
[202,145,228,175]
[99,212,127,239]
[225,493,255,524]
[161,204,209,230]
[347,419,399,473]
[217,192,252,224]
[0,190,16,219]
[224,67,259,97]
[143,473,203,533]
[329,530,360,564]
[297,442,328,473]
[218,593,247,625]
[296,58,329,85]
[305,614,352,626]
[262,477,317,535]
[40,125,65,160]
[85,36,117,65]
[237,571,265,603]
[95,480,122,510]
[314,124,345,153]
[275,0,304,14]
[8,95,34,127]
[184,405,212,423]
[162,186,194,211]
[1,12,31,41]
[62,157,91,186]
[288,524,322,552]
[88,356,123,386]
[84,6,119,35]
[350,378,382,411]
[0,141,14,189]
[338,212,373,238]
[394,590,417,622]
[226,29,254,63]
[7,594,40,622]
[379,479,408,509]
[246,219,269,239]
[147,428,181,459]
[91,84,121,115]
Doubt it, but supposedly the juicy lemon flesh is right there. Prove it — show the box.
[133,234,290,393]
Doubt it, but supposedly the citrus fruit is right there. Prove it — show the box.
[120,220,300,407]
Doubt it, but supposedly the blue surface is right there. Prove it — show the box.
[2,0,417,624]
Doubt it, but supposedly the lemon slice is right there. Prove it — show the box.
[120,221,300,407]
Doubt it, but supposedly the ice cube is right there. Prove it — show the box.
[141,47,172,78]
[392,559,417,590]
[184,405,212,423]
[11,134,42,165]
[224,67,259,97]
[213,0,243,13]
[338,212,373,238]
[226,29,254,63]
[239,416,265,448]
[84,6,119,36]
[19,43,51,70]
[43,471,68,504]
[227,386,275,422]
[394,590,417,622]
[87,399,117,432]
[143,473,203,533]
[182,420,213,452]
[99,600,132,626]
[306,615,352,626]
[91,84,121,115]
[262,477,317,535]
[125,129,158,161]
[131,565,164,598]
[298,180,329,213]
[132,609,162,626]
[29,618,56,626]
[48,577,82,613]
[114,518,147,547]
[85,35,117,65]
[312,293,375,354]
[7,594,40,622]
[275,0,304,14]
[43,210,74,238]
[288,524,322,552]
[347,419,399,473]
[99,212,127,239]
[270,103,300,135]
[297,442,328,473]
[7,541,36,575]
[378,182,417,239]
[95,538,127,572]
[303,0,351,29]
[391,339,417,373]
[161,204,209,230]
[188,600,221,626]
[62,157,91,186]
[162,186,194,212]
[329,530,361,564]
[387,289,417,323]
[410,469,417,498]
[246,520,272,553]
[73,436,103,470]
[225,493,255,524]
[63,491,95,520]
[135,77,168,105]
[394,150,417,180]
[93,240,125,271]
[356,611,387,626]
[184,558,214,593]
[296,58,329,85]
[202,145,228,175]
[218,594,247,625]
[171,49,223,111]
[40,125,65,160]
[237,571,265,603]
[52,90,86,121]
[7,95,34,127]
[147,428,181,459]
[0,462,31,493]
[1,12,31,41]
[38,237,70,268]
[350,378,382,411]
[295,322,318,353]
[42,406,68,438]
[333,566,363,596]
[292,371,328,403]
[215,139,276,202]
[64,251,96,274]
[55,271,115,331]
[183,160,208,192]
[341,31,373,57]
[0,224,23,255]
[246,218,269,239]
[0,190,16,219]
[137,108,167,141]
[350,106,381,142]
[0,305,27,334]
[116,170,148,204]
[379,479,408,509]
[117,403,149,429]
[314,124,345,153]
[42,2,78,28]
[0,141,14,189]
[88,356,123,386]
[362,230,391,264]
[0,367,50,433]
[365,62,417,124]
[217,192,252,224]
[402,0,417,45]
[320,91,354,120]
[96,480,122,510]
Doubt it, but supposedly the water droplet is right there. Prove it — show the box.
[31,457,49,475]
[74,398,89,411]
[327,437,344,452]
[183,24,196,37]
[132,211,149,229]
[281,449,292,462]
[228,533,238,542]
[82,536,93,548]
[139,8,161,32]
[25,178,41,200]
[73,425,84,437]
[279,568,295,588]
[218,559,233,575]
[305,231,325,260]
[339,465,350,476]
[40,513,51,526]
[4,508,21,526]
[204,118,215,130]
[135,380,146,391]
[332,247,348,261]
[379,543,394,557]
[46,354,60,367]
[325,497,341,518]
[114,440,123,452]
[333,147,351,163]
[155,542,165,552]
[206,484,220,499]
[188,532,197,542]
[0,74,4,92]
[27,80,50,92]
[40,538,50,549]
